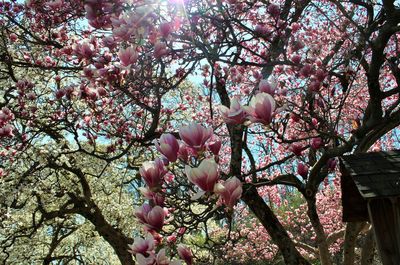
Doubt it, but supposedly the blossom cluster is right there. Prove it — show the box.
[219,79,277,126]
[0,107,15,138]
[133,123,242,264]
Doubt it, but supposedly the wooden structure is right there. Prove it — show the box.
[341,151,400,265]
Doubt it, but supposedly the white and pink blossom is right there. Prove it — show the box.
[218,99,247,125]
[215,177,243,209]
[139,158,167,189]
[243,93,276,125]
[135,204,165,232]
[155,134,180,162]
[206,136,222,156]
[118,46,138,67]
[179,123,213,151]
[185,159,219,192]
[258,79,277,95]
[128,234,155,256]
[177,245,193,265]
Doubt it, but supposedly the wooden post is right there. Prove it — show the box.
[340,161,368,222]
[368,197,400,265]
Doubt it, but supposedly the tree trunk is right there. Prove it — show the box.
[242,187,311,265]
[306,198,332,265]
[228,126,309,264]
[82,204,134,265]
[361,227,376,265]
[343,222,365,265]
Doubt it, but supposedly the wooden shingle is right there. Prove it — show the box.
[341,151,400,199]
[341,151,400,264]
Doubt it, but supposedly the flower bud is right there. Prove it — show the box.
[155,133,180,162]
[297,163,309,179]
[177,245,193,265]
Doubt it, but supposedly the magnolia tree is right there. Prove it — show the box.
[1,0,400,264]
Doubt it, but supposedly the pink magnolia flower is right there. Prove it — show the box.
[311,137,323,149]
[164,172,175,184]
[0,107,13,121]
[135,203,151,223]
[178,227,186,235]
[218,99,247,125]
[309,80,321,92]
[136,253,154,265]
[177,142,189,161]
[97,87,107,97]
[153,193,165,206]
[166,234,177,244]
[268,4,280,17]
[47,0,62,9]
[297,163,309,179]
[0,125,14,138]
[179,123,213,151]
[73,42,94,60]
[155,134,180,162]
[258,79,276,95]
[138,187,154,199]
[243,93,276,125]
[26,92,36,100]
[128,234,155,255]
[215,177,242,209]
[206,136,222,156]
[300,64,313,77]
[290,143,303,156]
[315,69,327,82]
[157,249,182,265]
[327,158,337,171]
[291,54,301,64]
[291,22,301,32]
[155,249,170,264]
[84,3,96,20]
[135,204,165,232]
[139,158,167,189]
[118,46,138,67]
[112,24,135,41]
[177,245,193,265]
[312,118,318,127]
[138,188,165,206]
[255,24,269,36]
[185,159,219,192]
[102,36,117,50]
[136,249,181,265]
[160,22,173,38]
[9,33,18,42]
[154,42,168,58]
